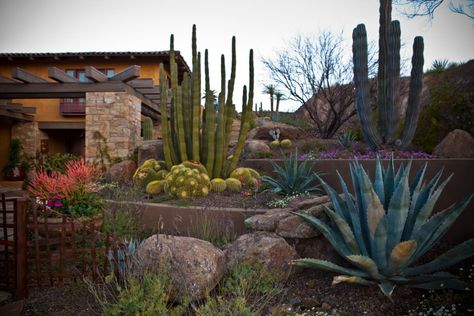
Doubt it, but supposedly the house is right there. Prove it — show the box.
[0,51,190,180]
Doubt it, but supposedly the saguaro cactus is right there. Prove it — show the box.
[160,25,254,178]
[352,0,424,149]
[142,116,153,140]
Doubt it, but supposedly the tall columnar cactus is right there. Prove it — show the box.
[160,25,254,178]
[353,0,424,149]
[142,116,153,140]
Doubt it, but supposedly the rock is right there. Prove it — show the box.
[270,304,294,316]
[291,236,345,265]
[244,140,271,153]
[224,231,298,277]
[137,140,164,165]
[136,234,225,302]
[247,120,306,141]
[301,297,320,309]
[288,195,332,210]
[104,160,136,184]
[276,214,321,238]
[244,210,291,231]
[321,302,332,311]
[433,129,474,158]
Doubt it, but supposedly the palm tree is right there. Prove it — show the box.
[263,84,276,117]
[275,91,285,121]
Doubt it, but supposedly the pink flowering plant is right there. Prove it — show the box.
[29,159,104,218]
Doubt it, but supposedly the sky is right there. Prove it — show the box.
[0,0,473,112]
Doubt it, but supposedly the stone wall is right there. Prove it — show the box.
[11,121,48,159]
[85,92,141,164]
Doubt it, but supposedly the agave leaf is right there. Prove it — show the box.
[378,281,396,297]
[388,240,417,272]
[318,176,351,223]
[383,157,395,208]
[402,163,427,241]
[293,258,368,277]
[350,162,371,254]
[391,271,460,284]
[386,176,410,256]
[337,171,369,256]
[332,275,375,286]
[372,216,388,272]
[293,212,351,258]
[407,279,470,291]
[373,156,385,205]
[366,187,385,239]
[324,206,360,254]
[346,255,382,280]
[411,174,452,235]
[405,239,474,276]
[409,161,427,194]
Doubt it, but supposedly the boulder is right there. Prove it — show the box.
[137,140,164,165]
[433,129,474,158]
[136,234,225,302]
[290,236,345,266]
[244,210,291,231]
[224,231,298,277]
[247,120,306,141]
[276,214,321,239]
[104,160,136,184]
[244,140,271,153]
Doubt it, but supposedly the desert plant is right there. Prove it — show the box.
[428,59,450,73]
[164,163,210,199]
[337,131,357,148]
[262,149,322,196]
[269,128,280,141]
[293,156,474,297]
[35,153,79,173]
[142,117,153,140]
[353,0,424,149]
[160,25,254,178]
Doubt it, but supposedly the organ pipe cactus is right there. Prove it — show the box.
[160,25,254,178]
[293,157,474,297]
[142,117,153,140]
[353,0,424,149]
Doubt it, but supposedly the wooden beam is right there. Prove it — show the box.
[110,65,140,82]
[0,109,33,122]
[11,67,49,83]
[48,67,80,83]
[0,75,18,83]
[85,66,108,82]
[38,122,85,129]
[128,78,154,89]
[144,94,160,100]
[136,87,160,95]
[0,82,126,98]
[141,105,160,121]
[22,107,36,114]
[3,103,23,111]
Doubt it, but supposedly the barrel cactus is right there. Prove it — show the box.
[210,178,227,192]
[293,156,474,297]
[146,180,166,195]
[229,167,261,187]
[225,178,242,192]
[270,140,280,149]
[280,139,292,148]
[133,159,168,189]
[142,117,153,140]
[164,163,210,199]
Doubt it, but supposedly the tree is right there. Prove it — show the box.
[262,31,376,138]
[275,91,285,121]
[263,84,276,117]
[394,0,474,20]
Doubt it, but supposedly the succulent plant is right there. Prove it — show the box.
[142,117,153,140]
[262,149,322,196]
[229,167,261,187]
[270,140,280,149]
[146,180,166,195]
[269,128,281,141]
[164,163,210,199]
[133,159,169,190]
[293,156,474,297]
[337,131,357,149]
[280,139,292,148]
[225,178,242,192]
[210,178,227,192]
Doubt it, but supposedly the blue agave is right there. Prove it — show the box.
[293,157,474,297]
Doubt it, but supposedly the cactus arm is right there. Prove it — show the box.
[191,26,201,161]
[176,85,188,161]
[169,34,181,161]
[213,54,226,178]
[204,51,216,177]
[201,50,210,166]
[400,36,424,148]
[229,49,254,174]
[386,20,401,143]
[159,65,174,169]
[352,24,381,149]
[142,116,153,140]
[224,36,237,153]
[182,73,193,156]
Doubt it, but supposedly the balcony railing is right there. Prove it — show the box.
[60,99,85,116]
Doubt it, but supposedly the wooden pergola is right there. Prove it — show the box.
[0,65,163,121]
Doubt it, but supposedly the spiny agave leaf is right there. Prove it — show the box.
[324,206,360,254]
[388,240,417,271]
[347,255,382,280]
[318,175,351,223]
[408,279,470,291]
[383,157,395,208]
[392,271,460,284]
[372,216,388,272]
[367,187,385,239]
[409,161,427,194]
[374,156,385,205]
[337,171,369,256]
[405,239,474,276]
[386,176,410,256]
[350,162,371,256]
[332,275,375,286]
[293,211,351,258]
[293,258,368,277]
[378,281,396,297]
[411,174,452,235]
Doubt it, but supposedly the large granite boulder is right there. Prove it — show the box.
[433,129,474,158]
[104,160,136,184]
[224,231,298,278]
[136,234,225,302]
[247,119,306,141]
[137,140,164,165]
[244,140,271,154]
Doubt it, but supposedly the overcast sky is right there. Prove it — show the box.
[0,0,473,112]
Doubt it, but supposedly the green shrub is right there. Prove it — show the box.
[293,157,474,297]
[413,82,474,152]
[301,140,328,154]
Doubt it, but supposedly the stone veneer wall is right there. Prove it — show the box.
[11,121,48,159]
[85,92,141,164]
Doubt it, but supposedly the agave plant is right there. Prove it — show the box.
[293,157,474,297]
[262,149,322,196]
[336,131,357,149]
